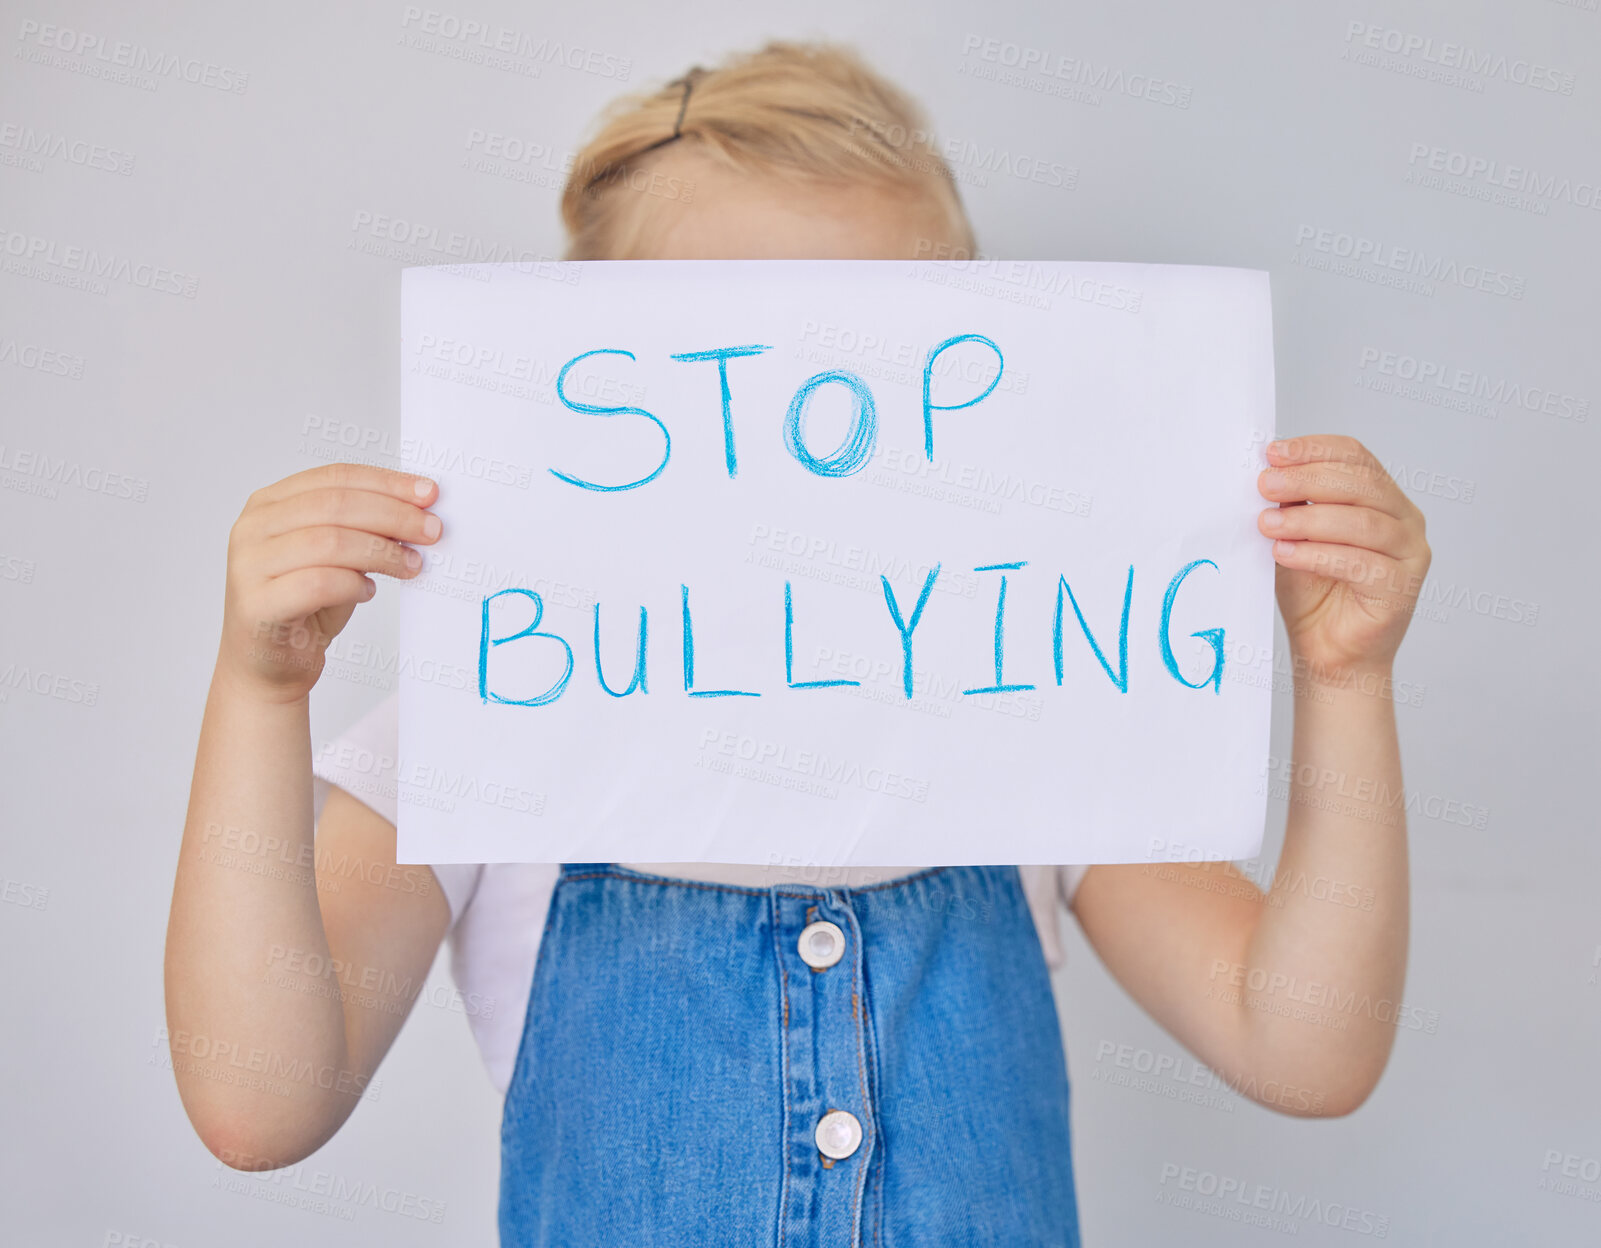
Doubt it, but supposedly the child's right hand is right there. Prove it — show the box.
[218,463,440,701]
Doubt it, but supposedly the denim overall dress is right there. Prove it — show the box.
[498,862,1082,1246]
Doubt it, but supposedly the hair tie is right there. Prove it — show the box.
[670,75,694,139]
[580,69,702,194]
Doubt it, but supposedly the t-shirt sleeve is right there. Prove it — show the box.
[310,690,480,927]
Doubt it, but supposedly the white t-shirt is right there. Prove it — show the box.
[311,692,1087,1094]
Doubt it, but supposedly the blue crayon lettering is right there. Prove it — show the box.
[965,562,1035,695]
[880,565,941,699]
[1054,567,1133,692]
[785,581,858,689]
[1159,559,1225,694]
[550,348,670,492]
[593,602,648,697]
[681,584,759,698]
[668,345,772,478]
[783,370,878,477]
[479,588,573,706]
[922,334,1003,460]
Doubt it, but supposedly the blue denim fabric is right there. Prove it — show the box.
[499,863,1080,1247]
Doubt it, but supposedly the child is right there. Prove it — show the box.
[166,41,1430,1247]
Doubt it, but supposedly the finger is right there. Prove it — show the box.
[1258,460,1412,518]
[247,487,442,544]
[254,526,424,580]
[1270,540,1420,599]
[1264,435,1374,470]
[1259,503,1416,559]
[253,567,378,622]
[250,462,437,509]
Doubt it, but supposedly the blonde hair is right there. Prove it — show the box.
[560,41,976,259]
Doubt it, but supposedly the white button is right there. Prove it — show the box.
[815,1109,863,1160]
[798,920,845,969]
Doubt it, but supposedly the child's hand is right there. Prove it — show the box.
[219,464,441,701]
[1257,436,1431,680]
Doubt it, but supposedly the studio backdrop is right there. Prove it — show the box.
[2,1,1596,1244]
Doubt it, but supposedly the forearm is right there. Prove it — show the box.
[1080,434,1428,1115]
[1232,667,1411,1110]
[164,651,353,1164]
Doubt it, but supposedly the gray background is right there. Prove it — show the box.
[2,0,1597,1243]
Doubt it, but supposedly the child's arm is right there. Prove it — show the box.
[1072,435,1429,1117]
[164,464,448,1168]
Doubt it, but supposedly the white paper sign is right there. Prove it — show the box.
[397,260,1275,866]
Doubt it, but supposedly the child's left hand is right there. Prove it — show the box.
[1257,435,1432,679]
